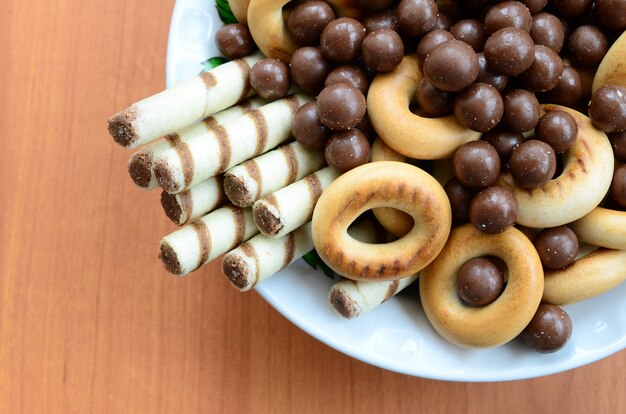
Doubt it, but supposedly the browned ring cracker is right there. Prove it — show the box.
[570,207,626,250]
[312,161,451,281]
[228,0,250,24]
[420,224,544,348]
[592,31,626,92]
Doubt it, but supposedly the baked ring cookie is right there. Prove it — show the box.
[420,224,544,348]
[543,248,626,305]
[367,54,480,159]
[247,0,363,62]
[312,161,451,281]
[228,0,250,24]
[570,207,626,250]
[592,31,626,92]
[497,104,614,228]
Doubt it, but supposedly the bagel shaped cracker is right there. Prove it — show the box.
[592,31,626,92]
[570,207,626,250]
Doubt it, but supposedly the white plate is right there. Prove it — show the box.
[166,0,626,381]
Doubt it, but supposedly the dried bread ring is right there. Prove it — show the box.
[312,161,451,281]
[247,0,363,63]
[497,104,614,228]
[570,207,626,250]
[420,224,544,348]
[367,54,480,160]
[228,0,250,24]
[592,31,626,92]
[543,248,626,305]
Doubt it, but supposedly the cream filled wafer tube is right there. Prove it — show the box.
[159,205,258,275]
[223,141,325,207]
[155,94,311,194]
[108,52,263,148]
[128,98,267,190]
[222,223,313,291]
[160,176,225,226]
[253,167,340,238]
[329,274,419,319]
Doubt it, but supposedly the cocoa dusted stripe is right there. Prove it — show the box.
[286,95,301,115]
[235,59,252,102]
[281,233,296,271]
[230,206,247,246]
[177,190,194,222]
[191,220,212,267]
[383,280,400,302]
[203,117,219,130]
[244,159,262,200]
[173,141,195,188]
[239,242,260,285]
[165,133,181,146]
[279,144,299,184]
[251,110,269,154]
[214,123,231,172]
[304,174,323,221]
[200,71,218,88]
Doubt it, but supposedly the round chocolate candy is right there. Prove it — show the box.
[434,12,454,31]
[395,0,439,37]
[588,85,626,133]
[215,23,255,58]
[595,0,626,31]
[484,1,533,33]
[457,257,505,306]
[444,177,476,223]
[502,89,540,133]
[524,45,563,92]
[416,29,455,62]
[291,101,330,150]
[286,1,335,46]
[415,78,453,117]
[541,65,582,106]
[320,17,366,63]
[450,19,486,52]
[609,131,626,163]
[324,65,370,95]
[361,29,404,73]
[520,0,547,14]
[453,141,501,188]
[470,186,518,234]
[548,0,592,18]
[535,111,578,153]
[482,128,524,164]
[509,140,557,189]
[476,52,509,91]
[567,25,608,69]
[289,47,331,93]
[530,12,564,53]
[611,165,626,208]
[519,304,572,353]
[325,129,371,173]
[316,83,367,130]
[484,28,536,76]
[533,226,579,269]
[362,10,398,33]
[424,40,479,92]
[250,59,290,99]
[454,83,504,132]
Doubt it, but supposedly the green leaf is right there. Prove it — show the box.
[202,56,229,72]
[216,0,238,25]
[302,250,336,279]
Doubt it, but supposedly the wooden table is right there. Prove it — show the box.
[1,1,624,412]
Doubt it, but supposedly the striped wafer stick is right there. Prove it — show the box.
[158,205,258,275]
[253,167,340,238]
[160,176,225,226]
[108,52,263,148]
[154,94,311,194]
[329,274,419,319]
[222,223,314,291]
[128,97,267,190]
[224,141,326,207]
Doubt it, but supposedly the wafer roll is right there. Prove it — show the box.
[108,52,263,148]
[329,274,419,319]
[128,98,267,190]
[155,94,311,194]
[222,223,313,291]
[224,141,326,207]
[253,167,340,238]
[159,205,257,275]
[160,176,225,226]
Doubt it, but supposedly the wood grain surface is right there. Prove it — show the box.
[1,1,624,413]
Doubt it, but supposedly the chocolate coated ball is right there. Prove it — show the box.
[519,304,572,353]
[476,53,509,91]
[325,65,370,95]
[453,141,501,188]
[535,111,578,153]
[424,40,479,92]
[362,10,398,33]
[470,186,518,233]
[291,101,330,150]
[524,45,563,92]
[484,1,533,33]
[595,0,626,31]
[503,89,541,132]
[609,131,626,163]
[450,19,486,52]
[549,0,592,18]
[320,18,366,63]
[534,226,579,269]
[484,28,536,76]
[250,59,290,99]
[416,29,455,62]
[509,140,557,188]
[415,78,453,117]
[541,65,583,106]
[215,24,255,58]
[457,257,505,306]
[611,165,626,208]
[454,83,504,132]
[588,85,626,133]
[287,1,336,46]
[316,83,367,130]
[395,0,439,37]
[325,129,371,172]
[567,25,608,68]
[530,12,564,53]
[361,29,404,73]
[444,177,476,223]
[289,47,331,93]
[521,0,547,14]
[482,128,524,164]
